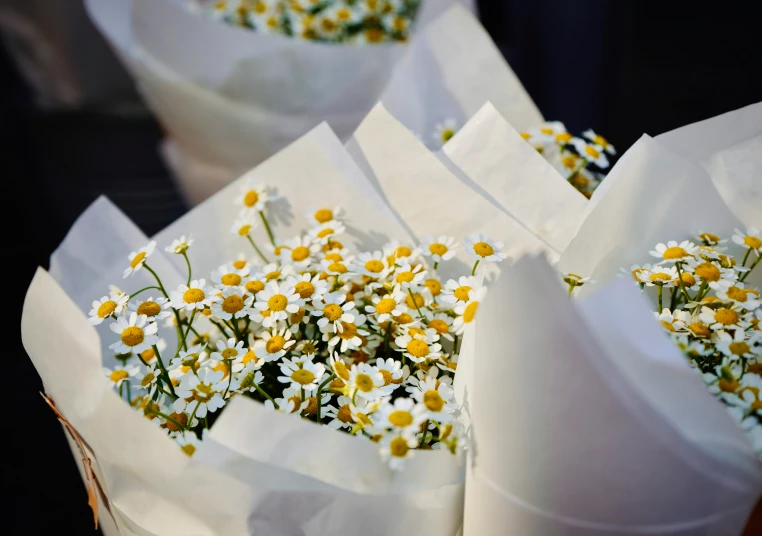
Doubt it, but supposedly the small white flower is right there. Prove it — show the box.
[453,287,487,334]
[210,287,252,321]
[649,240,698,264]
[641,266,679,287]
[279,235,320,268]
[230,212,259,237]
[170,279,214,311]
[109,312,158,354]
[129,296,172,321]
[365,290,407,324]
[716,330,759,360]
[424,311,455,341]
[285,272,329,302]
[582,129,616,155]
[309,221,346,245]
[354,251,391,279]
[311,291,357,332]
[379,430,417,471]
[88,293,129,325]
[165,235,194,255]
[305,206,343,225]
[211,263,250,290]
[570,137,609,168]
[346,363,385,400]
[174,430,202,457]
[103,364,139,388]
[237,181,271,212]
[123,241,156,278]
[463,234,507,263]
[394,328,442,364]
[699,305,750,331]
[323,315,369,353]
[252,281,303,328]
[420,235,458,263]
[278,357,326,392]
[259,328,296,361]
[713,281,761,310]
[210,337,247,363]
[392,263,426,289]
[433,119,457,145]
[375,357,404,392]
[374,397,427,434]
[410,377,457,423]
[440,276,477,304]
[733,227,762,254]
[173,368,227,419]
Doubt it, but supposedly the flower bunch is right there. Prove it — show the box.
[195,0,421,44]
[92,183,506,469]
[612,228,762,455]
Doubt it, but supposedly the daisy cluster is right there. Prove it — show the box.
[619,228,762,455]
[92,183,507,469]
[194,0,420,44]
[432,119,614,198]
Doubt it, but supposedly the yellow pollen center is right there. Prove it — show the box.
[222,295,244,314]
[715,308,739,325]
[328,262,347,274]
[338,322,357,340]
[242,350,259,365]
[396,271,415,283]
[695,262,721,282]
[337,404,353,423]
[314,209,333,223]
[719,378,740,393]
[333,360,350,381]
[429,243,448,256]
[520,132,531,140]
[389,410,413,427]
[267,294,288,312]
[221,273,242,286]
[424,279,442,296]
[323,303,343,321]
[745,236,762,249]
[375,298,396,315]
[473,242,494,258]
[291,246,311,262]
[540,127,553,135]
[661,320,676,332]
[355,373,375,392]
[394,313,414,324]
[395,246,412,258]
[463,301,480,323]
[390,437,409,458]
[232,260,247,270]
[317,228,334,239]
[181,445,197,459]
[130,251,147,269]
[266,271,281,281]
[121,326,145,347]
[453,286,472,301]
[137,301,161,317]
[294,281,315,298]
[584,146,601,159]
[379,369,393,386]
[593,134,608,146]
[110,370,129,383]
[183,288,205,304]
[141,372,155,387]
[266,335,286,353]
[554,132,572,143]
[405,292,424,309]
[699,233,720,243]
[649,273,671,281]
[243,190,259,207]
[238,224,252,236]
[689,323,711,337]
[406,340,429,358]
[727,287,748,302]
[246,280,265,294]
[140,348,156,361]
[428,319,449,334]
[365,260,385,273]
[291,369,315,385]
[729,342,751,356]
[680,273,696,287]
[663,246,688,260]
[97,301,117,318]
[424,390,445,412]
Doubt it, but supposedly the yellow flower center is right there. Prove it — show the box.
[473,242,494,258]
[290,309,305,325]
[584,146,600,159]
[97,301,117,318]
[726,286,748,302]
[395,246,412,258]
[328,262,347,274]
[237,224,252,236]
[699,233,720,244]
[406,340,429,358]
[355,373,375,392]
[242,350,259,365]
[593,134,608,146]
[389,410,413,428]
[221,273,242,286]
[379,369,393,386]
[303,397,318,417]
[680,272,696,287]
[266,271,281,281]
[365,27,385,43]
[663,246,688,260]
[213,361,230,379]
[267,294,288,312]
[396,271,415,283]
[694,262,721,282]
[222,295,244,314]
[291,369,315,385]
[110,370,129,383]
[140,347,156,361]
[338,322,357,340]
[314,209,333,223]
[183,288,206,304]
[333,360,350,381]
[424,279,441,296]
[254,1,267,14]
[394,313,414,324]
[136,301,160,317]
[121,326,145,347]
[130,251,147,269]
[365,259,385,273]
[294,281,315,299]
[428,319,449,334]
[555,132,572,143]
[243,190,259,207]
[246,280,265,295]
[719,378,740,393]
[689,322,711,338]
[728,341,751,356]
[453,285,472,301]
[661,320,676,332]
[520,132,531,140]
[291,246,311,262]
[266,335,286,353]
[745,236,762,249]
[715,308,739,325]
[232,260,247,270]
[405,292,424,309]
[463,301,480,324]
[375,298,396,315]
[317,228,334,239]
[390,437,409,458]
[337,404,354,423]
[323,303,343,321]
[649,273,671,282]
[424,390,445,412]
[429,243,448,256]
[287,396,302,414]
[540,127,553,135]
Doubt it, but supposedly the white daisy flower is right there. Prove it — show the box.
[570,137,610,168]
[354,251,391,279]
[103,364,139,388]
[374,397,427,434]
[279,235,320,268]
[463,234,507,263]
[209,337,247,363]
[320,257,354,277]
[211,263,250,290]
[310,291,356,332]
[285,273,329,302]
[375,357,404,391]
[394,328,442,364]
[123,241,156,278]
[713,281,761,310]
[582,129,616,155]
[440,276,477,305]
[365,290,407,324]
[129,296,172,321]
[425,311,455,341]
[173,368,227,419]
[641,266,679,287]
[531,121,567,143]
[266,386,308,415]
[278,357,325,392]
[210,287,252,321]
[733,227,762,254]
[346,363,385,401]
[393,263,426,289]
[237,181,271,212]
[716,330,759,360]
[109,313,158,354]
[326,3,364,26]
[649,240,698,264]
[420,235,458,264]
[260,327,296,361]
[655,308,688,333]
[686,260,726,285]
[453,286,487,334]
[170,279,214,311]
[325,396,357,430]
[230,212,259,237]
[383,241,421,266]
[323,315,369,353]
[309,221,346,245]
[699,305,750,331]
[88,292,129,325]
[231,344,267,373]
[165,235,194,255]
[174,430,202,457]
[618,264,654,285]
[410,377,457,423]
[305,205,343,225]
[379,430,417,471]
[252,281,302,328]
[433,119,457,145]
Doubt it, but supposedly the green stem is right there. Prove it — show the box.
[674,262,692,305]
[210,319,231,338]
[408,288,425,319]
[128,286,161,299]
[254,383,278,409]
[181,252,192,286]
[740,253,761,283]
[567,284,575,298]
[246,235,269,264]
[741,248,752,267]
[315,374,335,422]
[223,360,234,398]
[433,261,439,271]
[145,408,187,432]
[259,210,276,247]
[419,420,430,448]
[657,285,663,312]
[174,310,197,358]
[153,344,177,398]
[143,263,187,351]
[471,260,480,276]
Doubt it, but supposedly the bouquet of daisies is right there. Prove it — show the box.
[83,0,545,204]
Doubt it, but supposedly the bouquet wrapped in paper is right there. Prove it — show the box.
[461,103,762,534]
[83,0,550,205]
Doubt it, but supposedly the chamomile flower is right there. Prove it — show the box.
[310,291,357,332]
[642,266,679,287]
[410,377,456,423]
[109,313,158,354]
[210,337,247,363]
[582,129,616,155]
[286,272,329,302]
[650,241,698,264]
[252,281,302,327]
[355,251,390,279]
[267,386,308,415]
[393,263,426,289]
[103,364,139,388]
[347,363,385,400]
[440,276,476,304]
[383,13,409,34]
[88,293,129,325]
[210,287,252,321]
[733,227,762,254]
[305,206,343,225]
[170,279,214,311]
[173,368,227,419]
[278,357,325,392]
[420,235,458,264]
[309,220,346,245]
[395,329,442,364]
[375,357,404,390]
[714,281,761,310]
[230,213,258,237]
[425,311,455,341]
[463,234,507,263]
[324,396,356,430]
[237,181,270,212]
[699,305,750,331]
[570,137,610,168]
[165,235,194,254]
[123,241,156,278]
[374,398,427,434]
[655,308,688,333]
[211,263,250,290]
[384,241,420,266]
[532,121,567,143]
[716,330,759,360]
[175,430,202,457]
[379,430,417,471]
[279,235,320,268]
[321,257,354,277]
[453,286,487,334]
[128,296,172,322]
[433,119,457,145]
[365,290,407,323]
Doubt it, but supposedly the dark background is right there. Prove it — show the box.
[4,1,762,533]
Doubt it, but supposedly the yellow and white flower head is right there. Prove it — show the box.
[649,240,698,264]
[210,337,247,366]
[128,296,172,322]
[383,240,421,267]
[278,356,326,392]
[374,357,404,391]
[354,250,391,279]
[320,256,354,278]
[453,286,487,334]
[259,327,296,361]
[383,12,410,35]
[425,311,455,341]
[365,290,407,324]
[305,205,343,226]
[211,263,250,290]
[103,364,139,388]
[531,121,567,144]
[246,0,278,28]
[88,292,129,325]
[170,279,214,311]
[713,280,761,310]
[328,1,364,25]
[582,128,616,155]
[379,430,417,471]
[165,235,194,255]
[237,181,271,212]
[267,386,309,416]
[733,227,762,255]
[699,305,751,332]
[323,314,369,353]
[310,291,357,332]
[420,235,458,264]
[309,220,346,245]
[280,235,321,268]
[174,430,203,457]
[285,272,329,302]
[394,328,442,364]
[210,287,253,321]
[684,259,726,285]
[374,397,427,434]
[433,119,457,146]
[123,240,156,278]
[231,343,266,374]
[393,263,426,290]
[440,275,477,305]
[655,308,688,333]
[716,330,759,360]
[641,266,679,288]
[314,11,343,39]
[230,212,259,237]
[252,281,303,328]
[696,231,725,247]
[173,368,227,419]
[570,137,610,168]
[463,234,507,263]
[109,312,159,354]
[137,337,167,365]
[410,376,457,423]
[347,363,385,400]
[324,395,358,430]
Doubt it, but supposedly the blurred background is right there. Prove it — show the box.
[4,0,762,533]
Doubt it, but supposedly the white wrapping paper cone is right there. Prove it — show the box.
[655,101,762,228]
[463,255,762,535]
